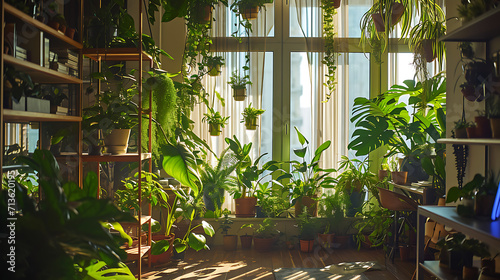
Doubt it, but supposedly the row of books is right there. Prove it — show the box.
[15,46,27,61]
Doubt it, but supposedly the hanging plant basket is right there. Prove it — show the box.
[208,64,222,76]
[391,3,405,26]
[209,123,221,136]
[233,88,247,101]
[421,39,436,62]
[240,5,259,20]
[371,13,385,32]
[245,117,258,130]
[193,4,213,24]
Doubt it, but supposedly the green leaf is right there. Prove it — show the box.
[201,220,215,237]
[151,239,171,255]
[162,141,201,196]
[294,126,309,145]
[293,147,308,158]
[187,232,206,251]
[446,187,462,203]
[312,140,331,163]
[83,171,98,198]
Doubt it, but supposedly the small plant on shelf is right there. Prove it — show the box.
[241,103,265,130]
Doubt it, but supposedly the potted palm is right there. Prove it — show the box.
[228,71,252,101]
[203,107,230,136]
[279,127,336,217]
[218,209,238,251]
[204,55,225,76]
[253,218,280,252]
[241,103,265,130]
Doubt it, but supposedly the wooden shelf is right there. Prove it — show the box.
[419,206,500,249]
[440,7,500,42]
[437,138,500,146]
[124,245,151,260]
[82,153,152,162]
[419,261,458,280]
[4,3,83,49]
[121,215,152,227]
[3,109,81,122]
[4,55,82,84]
[83,48,152,62]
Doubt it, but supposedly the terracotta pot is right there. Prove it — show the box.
[391,171,408,185]
[240,235,253,249]
[332,0,341,9]
[233,88,247,101]
[475,194,495,217]
[422,39,436,62]
[65,27,76,39]
[463,266,479,280]
[371,13,385,32]
[295,196,318,217]
[378,169,389,181]
[317,233,335,248]
[490,118,500,139]
[104,129,131,154]
[475,116,492,138]
[245,117,258,130]
[299,239,314,253]
[234,197,257,218]
[48,21,59,30]
[334,235,350,249]
[253,237,275,252]
[481,258,496,275]
[466,126,479,138]
[240,6,259,20]
[150,234,175,264]
[391,3,405,26]
[223,235,238,251]
[455,127,468,138]
[209,123,221,136]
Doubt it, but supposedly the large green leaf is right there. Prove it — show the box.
[294,127,309,145]
[151,239,171,255]
[162,141,201,196]
[348,116,393,156]
[187,232,206,251]
[202,220,215,237]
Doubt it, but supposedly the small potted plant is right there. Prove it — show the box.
[203,107,230,136]
[253,218,279,252]
[453,118,468,138]
[231,0,272,20]
[241,103,265,130]
[239,224,254,249]
[466,122,479,138]
[296,211,320,253]
[41,86,68,115]
[228,71,252,101]
[318,192,347,249]
[204,55,225,76]
[218,209,237,251]
[389,156,408,185]
[446,173,485,218]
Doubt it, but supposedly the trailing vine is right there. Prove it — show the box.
[322,2,337,102]
[452,144,468,189]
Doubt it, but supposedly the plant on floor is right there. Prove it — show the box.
[0,149,136,279]
[254,218,280,239]
[256,182,291,218]
[319,191,348,234]
[296,210,320,241]
[353,203,393,250]
[278,127,336,206]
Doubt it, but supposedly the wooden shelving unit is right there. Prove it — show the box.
[437,138,500,146]
[82,153,152,162]
[4,55,82,84]
[3,2,83,49]
[83,48,153,62]
[440,7,500,42]
[3,109,82,122]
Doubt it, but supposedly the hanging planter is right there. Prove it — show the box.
[421,39,436,62]
[245,117,258,130]
[203,109,229,137]
[332,0,341,9]
[204,55,224,76]
[233,88,247,101]
[229,71,252,101]
[371,13,385,32]
[390,2,405,26]
[193,4,213,24]
[241,103,265,130]
[208,64,222,76]
[209,123,221,136]
[239,5,259,20]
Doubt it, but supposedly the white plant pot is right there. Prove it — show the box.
[26,97,50,113]
[104,129,131,155]
[11,96,26,111]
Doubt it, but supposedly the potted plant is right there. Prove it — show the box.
[408,15,446,64]
[228,71,252,101]
[3,65,45,112]
[353,203,393,251]
[296,211,320,253]
[436,233,490,274]
[253,218,280,252]
[218,209,238,251]
[336,156,378,217]
[204,55,225,76]
[231,0,271,20]
[389,156,408,185]
[203,107,230,136]
[226,136,278,217]
[453,118,469,139]
[279,127,336,217]
[256,182,291,218]
[239,224,254,249]
[318,192,348,248]
[41,86,68,115]
[446,173,485,218]
[241,103,265,130]
[474,110,492,138]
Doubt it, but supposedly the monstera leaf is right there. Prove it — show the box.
[348,115,394,156]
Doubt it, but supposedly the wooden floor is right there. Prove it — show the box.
[135,245,420,280]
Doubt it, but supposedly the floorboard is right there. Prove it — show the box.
[135,244,421,280]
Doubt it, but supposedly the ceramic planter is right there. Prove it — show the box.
[422,39,436,62]
[475,194,495,217]
[9,96,26,111]
[240,235,253,249]
[233,88,247,101]
[150,234,175,265]
[245,117,258,130]
[209,123,221,136]
[391,3,405,25]
[208,64,221,76]
[317,233,335,248]
[475,116,492,138]
[223,235,238,251]
[103,129,131,155]
[490,118,500,139]
[295,196,318,217]
[253,237,275,252]
[449,250,473,273]
[65,27,76,39]
[239,6,259,20]
[371,13,385,32]
[299,239,314,253]
[234,197,257,217]
[455,127,468,138]
[466,126,479,138]
[391,171,408,185]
